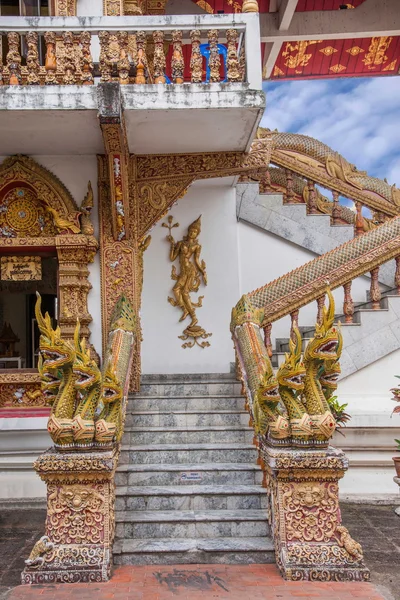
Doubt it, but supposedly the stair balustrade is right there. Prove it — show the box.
[0,15,255,86]
[230,216,400,582]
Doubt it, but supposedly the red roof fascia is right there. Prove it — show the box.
[270,36,400,80]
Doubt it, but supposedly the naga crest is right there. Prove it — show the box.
[37,354,61,404]
[72,320,101,389]
[101,364,122,405]
[304,289,340,362]
[277,326,306,392]
[319,326,343,394]
[35,293,75,369]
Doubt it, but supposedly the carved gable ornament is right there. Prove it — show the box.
[0,155,82,237]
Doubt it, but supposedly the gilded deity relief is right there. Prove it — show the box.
[163,215,212,349]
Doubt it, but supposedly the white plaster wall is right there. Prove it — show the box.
[77,0,103,16]
[141,179,240,374]
[237,221,385,346]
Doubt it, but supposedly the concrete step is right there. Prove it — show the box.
[132,381,241,398]
[115,509,270,540]
[115,463,263,487]
[123,426,253,445]
[125,410,249,428]
[119,443,258,465]
[115,485,267,511]
[113,536,275,565]
[126,395,245,412]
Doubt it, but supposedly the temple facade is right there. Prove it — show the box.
[0,0,399,584]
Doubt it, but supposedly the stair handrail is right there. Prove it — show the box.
[258,129,400,218]
[232,215,400,329]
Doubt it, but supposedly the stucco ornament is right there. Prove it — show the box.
[163,215,212,348]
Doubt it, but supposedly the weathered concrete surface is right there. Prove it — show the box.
[0,85,265,155]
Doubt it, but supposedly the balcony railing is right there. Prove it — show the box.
[0,14,262,88]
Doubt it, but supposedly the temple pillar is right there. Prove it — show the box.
[56,235,98,344]
[22,449,118,584]
[261,443,370,582]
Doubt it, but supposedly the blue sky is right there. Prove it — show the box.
[260,77,400,197]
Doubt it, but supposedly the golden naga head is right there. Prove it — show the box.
[319,327,343,391]
[35,292,75,369]
[257,355,281,408]
[37,353,61,404]
[102,363,123,405]
[304,289,341,362]
[277,326,306,392]
[72,320,101,389]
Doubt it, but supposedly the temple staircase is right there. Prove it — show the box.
[272,289,400,376]
[113,373,274,565]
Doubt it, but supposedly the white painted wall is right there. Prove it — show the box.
[141,179,240,374]
[77,0,103,16]
[237,220,385,346]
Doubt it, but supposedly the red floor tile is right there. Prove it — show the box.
[7,565,387,600]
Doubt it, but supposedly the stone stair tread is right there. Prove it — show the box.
[141,374,237,382]
[129,394,243,399]
[115,509,267,523]
[121,443,256,451]
[129,410,247,415]
[125,426,252,432]
[114,537,274,554]
[116,485,265,496]
[117,462,261,472]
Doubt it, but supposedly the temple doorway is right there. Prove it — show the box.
[0,254,57,370]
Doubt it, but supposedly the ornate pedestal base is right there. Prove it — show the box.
[22,448,118,584]
[261,443,370,582]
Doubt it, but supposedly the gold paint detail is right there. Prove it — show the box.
[1,256,41,281]
[329,64,346,73]
[346,46,364,56]
[363,36,393,69]
[281,41,321,70]
[164,215,211,349]
[319,46,337,56]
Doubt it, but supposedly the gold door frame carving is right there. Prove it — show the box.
[0,155,98,411]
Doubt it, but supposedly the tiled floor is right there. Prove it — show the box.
[4,564,387,600]
[1,504,399,600]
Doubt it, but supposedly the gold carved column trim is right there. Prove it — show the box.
[98,155,142,391]
[56,234,98,343]
[54,0,77,16]
[100,121,131,242]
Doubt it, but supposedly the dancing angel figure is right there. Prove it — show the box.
[164,215,211,348]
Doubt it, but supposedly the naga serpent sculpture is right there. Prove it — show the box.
[302,290,340,440]
[35,293,134,450]
[35,294,77,447]
[276,327,312,443]
[232,290,341,447]
[259,128,400,210]
[72,321,102,446]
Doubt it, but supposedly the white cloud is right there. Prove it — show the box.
[261,77,400,187]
